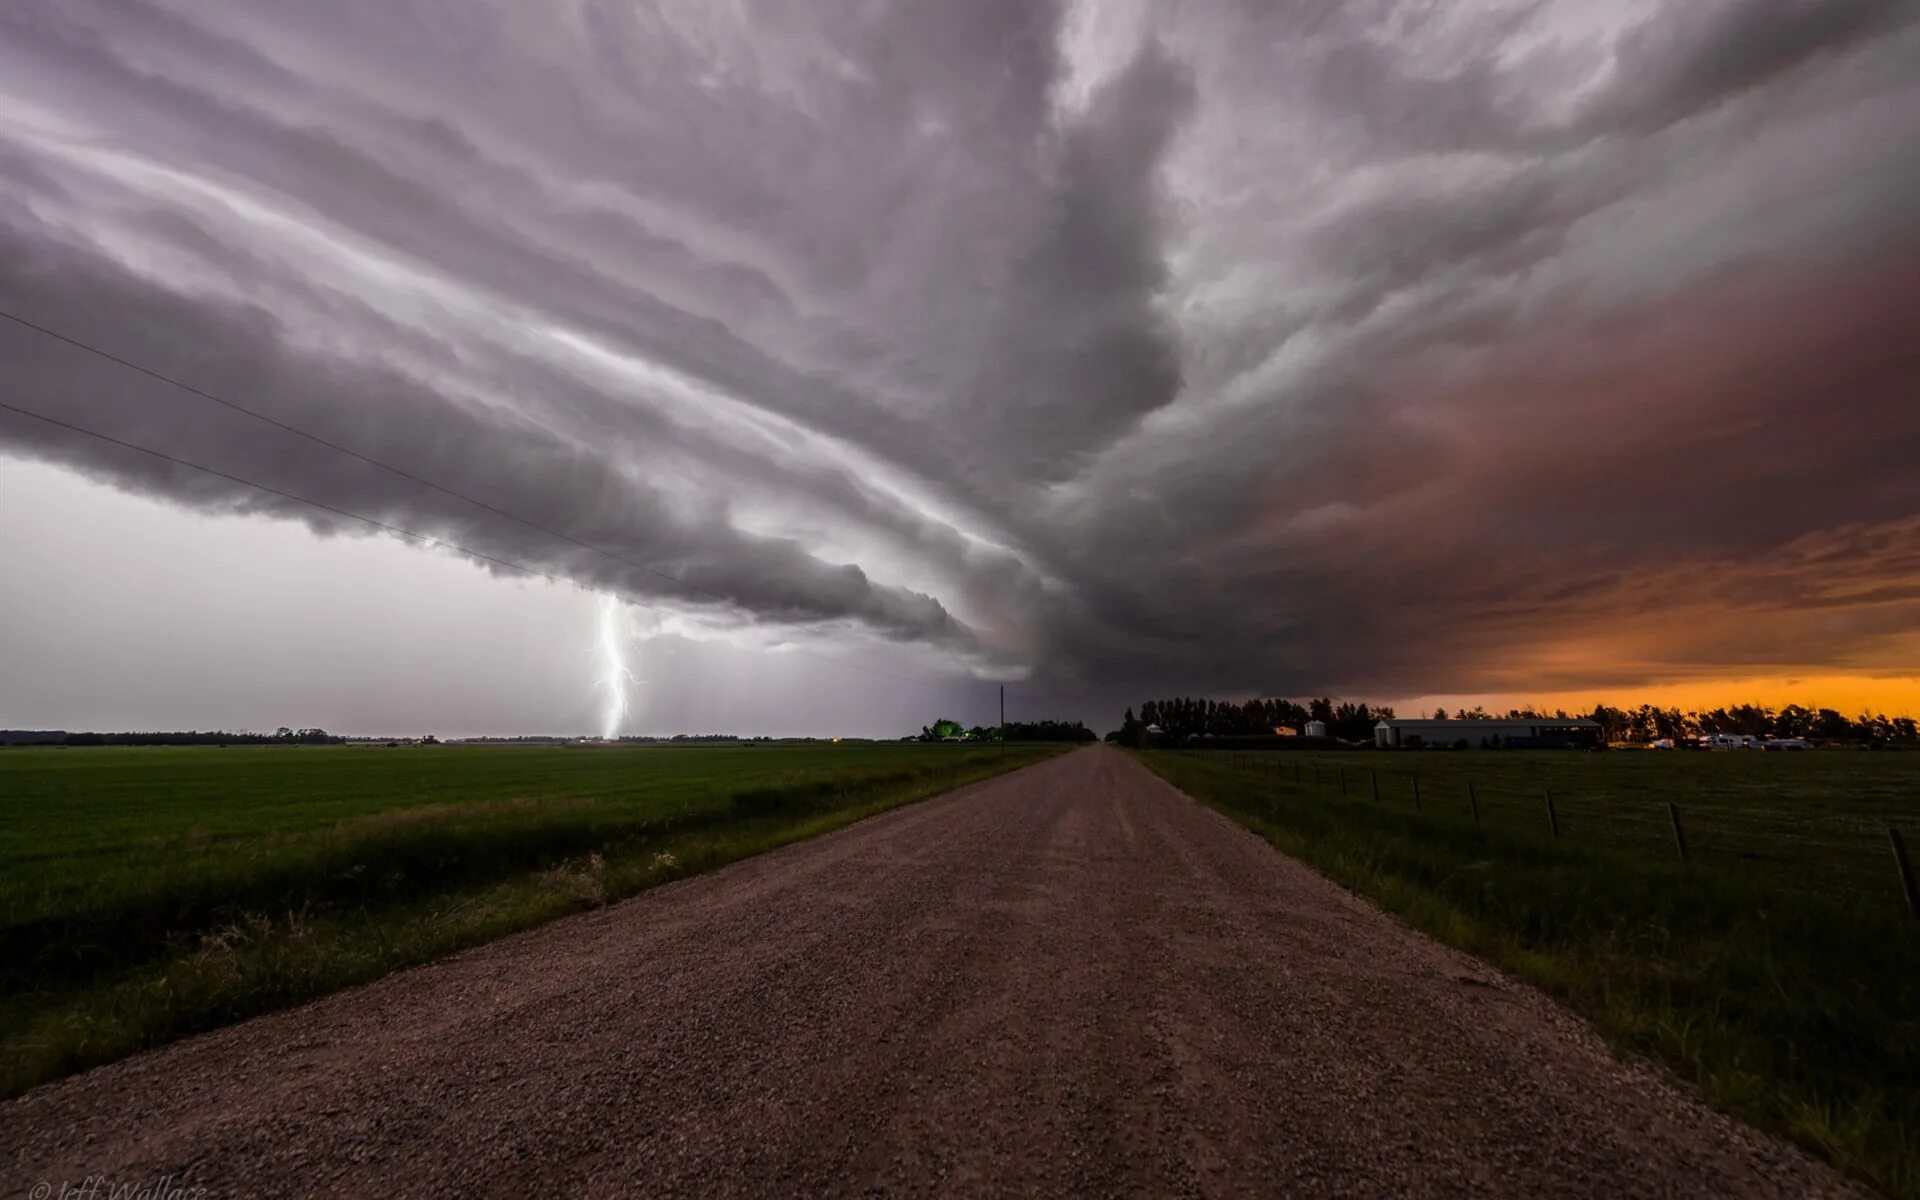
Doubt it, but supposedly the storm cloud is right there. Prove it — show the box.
[3,0,1918,723]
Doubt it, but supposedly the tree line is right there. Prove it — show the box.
[1579,703,1916,744]
[916,718,1097,743]
[1111,697,1919,746]
[0,727,347,747]
[1115,697,1397,745]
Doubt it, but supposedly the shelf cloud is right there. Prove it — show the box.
[3,0,1917,719]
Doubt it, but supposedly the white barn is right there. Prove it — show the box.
[1303,719,1329,738]
[1374,718,1600,750]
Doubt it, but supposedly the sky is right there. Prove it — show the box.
[2,0,1918,738]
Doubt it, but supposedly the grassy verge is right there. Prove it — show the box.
[1,743,1058,1096]
[1137,749,1919,1199]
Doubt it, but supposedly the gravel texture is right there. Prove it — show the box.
[2,745,1865,1198]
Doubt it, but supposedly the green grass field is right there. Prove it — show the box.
[1140,748,1920,1198]
[1205,747,1919,909]
[0,741,1055,1097]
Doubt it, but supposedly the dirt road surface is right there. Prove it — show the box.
[2,746,1862,1198]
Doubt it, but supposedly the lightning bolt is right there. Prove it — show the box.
[596,593,637,740]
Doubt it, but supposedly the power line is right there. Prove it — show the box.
[0,399,921,682]
[0,306,740,611]
[0,401,570,583]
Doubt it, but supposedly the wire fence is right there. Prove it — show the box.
[1179,749,1920,917]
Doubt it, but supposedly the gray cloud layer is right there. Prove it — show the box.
[4,0,1918,713]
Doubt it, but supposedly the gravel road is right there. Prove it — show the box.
[2,745,1863,1198]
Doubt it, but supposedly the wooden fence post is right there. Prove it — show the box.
[1892,827,1918,918]
[1668,802,1690,864]
[1295,760,1302,784]
[1370,769,1379,802]
[1411,774,1421,812]
[1339,767,1348,797]
[1467,780,1480,824]
[1544,788,1559,838]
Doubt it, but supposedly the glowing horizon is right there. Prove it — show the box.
[1390,675,1920,721]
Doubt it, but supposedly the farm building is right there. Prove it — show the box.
[1303,719,1329,738]
[1374,718,1600,750]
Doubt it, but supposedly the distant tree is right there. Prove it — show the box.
[1723,704,1773,736]
[1330,701,1374,741]
[1813,708,1854,740]
[1003,720,1095,743]
[1624,705,1656,743]
[1775,704,1812,739]
[1585,704,1626,743]
[1860,712,1897,743]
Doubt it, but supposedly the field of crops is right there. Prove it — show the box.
[1140,748,1920,1197]
[0,741,1054,1096]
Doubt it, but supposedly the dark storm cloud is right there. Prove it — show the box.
[1595,0,1914,133]
[3,0,1918,712]
[0,225,981,652]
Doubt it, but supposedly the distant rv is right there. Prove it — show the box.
[1705,733,1761,750]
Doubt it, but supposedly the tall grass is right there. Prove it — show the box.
[0,743,1054,1096]
[1140,750,1920,1199]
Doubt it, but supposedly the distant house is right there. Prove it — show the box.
[1374,718,1600,750]
[1303,719,1329,738]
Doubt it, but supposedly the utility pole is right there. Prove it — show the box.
[1000,684,1006,758]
